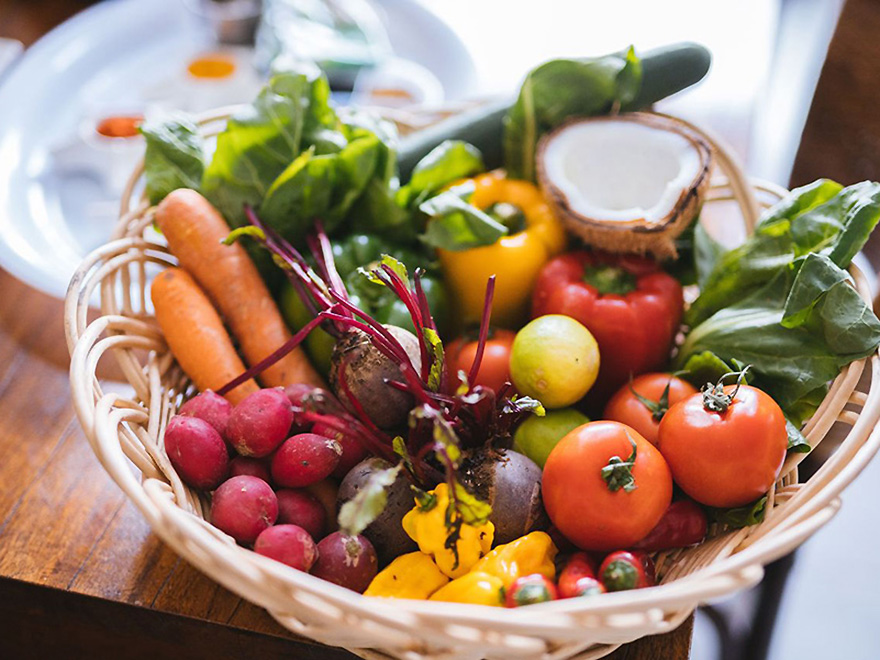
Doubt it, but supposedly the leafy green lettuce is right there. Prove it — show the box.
[140,114,205,205]
[676,181,880,421]
[503,47,642,181]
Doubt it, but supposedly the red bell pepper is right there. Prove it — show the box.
[531,251,684,398]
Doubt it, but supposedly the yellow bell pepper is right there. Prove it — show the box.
[402,483,494,579]
[428,571,506,607]
[472,531,558,589]
[438,172,566,328]
[364,552,450,599]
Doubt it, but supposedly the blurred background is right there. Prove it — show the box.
[1,1,878,658]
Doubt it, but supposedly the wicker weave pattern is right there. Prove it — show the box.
[64,112,880,660]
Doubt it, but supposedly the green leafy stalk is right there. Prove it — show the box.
[140,114,205,204]
[503,47,642,181]
[709,496,768,529]
[338,463,403,537]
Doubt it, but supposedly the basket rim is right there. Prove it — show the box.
[63,107,880,659]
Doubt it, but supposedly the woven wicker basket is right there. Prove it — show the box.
[65,109,880,660]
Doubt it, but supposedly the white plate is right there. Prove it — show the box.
[0,0,475,299]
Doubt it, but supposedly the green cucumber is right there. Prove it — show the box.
[397,42,711,180]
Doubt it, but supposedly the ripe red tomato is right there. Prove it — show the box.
[658,384,788,508]
[542,421,673,551]
[603,373,698,445]
[446,329,516,395]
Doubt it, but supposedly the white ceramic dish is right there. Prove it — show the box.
[0,0,475,299]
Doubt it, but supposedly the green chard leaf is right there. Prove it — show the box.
[140,114,205,205]
[710,496,767,529]
[786,419,811,454]
[337,463,403,537]
[399,140,485,208]
[687,180,880,326]
[503,47,642,181]
[201,64,343,228]
[677,181,880,420]
[420,183,508,251]
[422,327,445,392]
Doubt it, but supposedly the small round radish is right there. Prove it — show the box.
[271,433,342,488]
[179,391,232,440]
[229,456,272,483]
[211,476,278,544]
[276,489,326,539]
[254,525,317,571]
[305,479,339,534]
[311,532,377,593]
[313,422,369,479]
[284,383,317,408]
[164,415,229,490]
[226,388,294,458]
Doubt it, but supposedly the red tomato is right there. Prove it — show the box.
[542,421,673,551]
[658,384,788,508]
[603,373,698,445]
[446,329,516,395]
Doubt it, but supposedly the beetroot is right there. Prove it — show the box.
[254,525,317,571]
[178,390,232,440]
[164,415,229,490]
[271,433,342,488]
[311,532,377,593]
[276,489,326,539]
[226,388,293,457]
[229,456,272,483]
[211,476,278,544]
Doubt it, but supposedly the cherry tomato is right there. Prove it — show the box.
[603,373,698,445]
[446,329,516,395]
[658,383,788,508]
[542,421,673,551]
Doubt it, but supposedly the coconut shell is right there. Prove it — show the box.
[537,112,713,260]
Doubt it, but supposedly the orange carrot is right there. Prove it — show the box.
[151,268,259,405]
[156,189,324,389]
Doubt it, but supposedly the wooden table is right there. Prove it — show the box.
[6,0,880,658]
[0,2,694,658]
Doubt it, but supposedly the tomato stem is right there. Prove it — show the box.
[629,376,673,422]
[701,365,751,413]
[601,434,638,493]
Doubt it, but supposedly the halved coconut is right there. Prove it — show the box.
[537,113,713,259]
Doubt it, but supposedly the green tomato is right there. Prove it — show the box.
[279,283,336,377]
[513,408,589,468]
[510,315,600,408]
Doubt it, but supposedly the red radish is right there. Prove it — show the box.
[179,390,232,439]
[164,415,229,490]
[211,476,278,544]
[305,479,339,533]
[254,525,317,571]
[276,489,326,539]
[313,422,368,478]
[271,433,342,488]
[226,388,294,457]
[311,532,377,593]
[229,456,272,483]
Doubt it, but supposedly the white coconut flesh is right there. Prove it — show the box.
[541,119,704,227]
